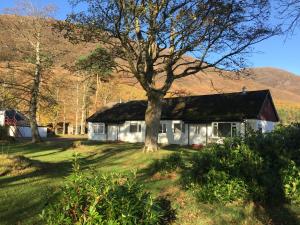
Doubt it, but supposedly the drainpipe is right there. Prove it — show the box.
[187,123,190,146]
[206,124,208,145]
[117,125,119,141]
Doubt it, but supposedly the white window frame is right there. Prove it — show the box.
[129,122,142,133]
[173,122,185,133]
[195,125,202,134]
[212,122,238,138]
[92,123,105,134]
[159,123,167,134]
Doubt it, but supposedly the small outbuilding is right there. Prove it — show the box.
[87,90,279,145]
[0,109,47,138]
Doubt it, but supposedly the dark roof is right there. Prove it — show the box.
[3,109,28,121]
[87,90,279,123]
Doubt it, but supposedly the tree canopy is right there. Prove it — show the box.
[57,0,279,151]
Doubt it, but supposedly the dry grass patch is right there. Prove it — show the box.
[0,154,39,176]
[151,171,179,181]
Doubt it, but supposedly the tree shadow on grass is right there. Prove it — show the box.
[0,158,72,188]
[256,204,300,225]
[1,140,74,156]
[0,143,143,225]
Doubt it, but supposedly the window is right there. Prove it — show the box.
[232,123,238,137]
[93,123,105,134]
[212,122,238,138]
[159,123,167,133]
[129,123,142,133]
[173,122,185,133]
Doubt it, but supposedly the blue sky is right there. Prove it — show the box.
[1,0,299,75]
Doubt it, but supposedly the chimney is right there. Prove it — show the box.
[242,86,247,94]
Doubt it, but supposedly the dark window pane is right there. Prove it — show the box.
[232,126,237,137]
[218,123,231,137]
[130,123,138,132]
[159,123,167,133]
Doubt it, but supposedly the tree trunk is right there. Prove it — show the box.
[62,100,66,135]
[29,34,42,143]
[80,82,87,135]
[54,87,59,134]
[144,92,163,152]
[75,77,79,135]
[94,74,99,111]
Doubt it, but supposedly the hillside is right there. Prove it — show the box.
[1,14,300,124]
[172,67,300,107]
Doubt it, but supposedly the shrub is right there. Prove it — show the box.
[42,158,175,225]
[195,169,249,203]
[184,124,300,204]
[185,143,265,203]
[280,159,300,204]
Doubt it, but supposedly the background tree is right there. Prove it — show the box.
[2,0,57,143]
[278,0,300,34]
[74,47,115,134]
[58,0,279,151]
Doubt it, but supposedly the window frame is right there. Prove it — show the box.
[129,122,142,133]
[173,122,185,133]
[92,123,105,135]
[195,125,202,134]
[212,122,238,138]
[159,123,167,134]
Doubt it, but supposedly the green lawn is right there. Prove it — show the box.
[0,139,299,225]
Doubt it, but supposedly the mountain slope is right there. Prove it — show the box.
[1,14,300,123]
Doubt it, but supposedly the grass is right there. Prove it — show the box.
[0,139,299,225]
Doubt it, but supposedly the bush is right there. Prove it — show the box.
[280,159,300,204]
[195,169,249,203]
[185,142,266,203]
[42,157,175,225]
[184,124,300,204]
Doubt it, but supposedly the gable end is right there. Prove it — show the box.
[258,93,279,122]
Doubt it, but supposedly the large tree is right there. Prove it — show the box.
[60,0,278,151]
[2,0,57,143]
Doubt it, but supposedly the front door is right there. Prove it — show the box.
[108,125,118,141]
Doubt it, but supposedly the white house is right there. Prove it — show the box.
[87,90,279,145]
[0,109,47,138]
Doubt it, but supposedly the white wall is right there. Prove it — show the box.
[119,121,145,143]
[8,126,47,138]
[89,120,200,145]
[246,119,276,133]
[0,111,5,126]
[88,119,277,145]
[157,120,188,145]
